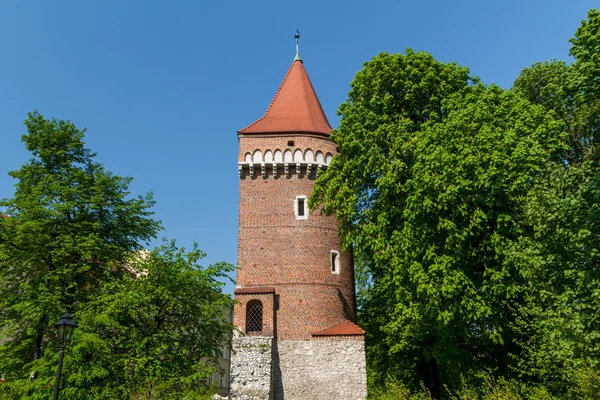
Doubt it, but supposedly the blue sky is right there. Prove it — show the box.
[0,1,596,294]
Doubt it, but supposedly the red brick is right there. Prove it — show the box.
[233,59,362,341]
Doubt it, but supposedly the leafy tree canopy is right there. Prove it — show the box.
[312,9,600,398]
[0,112,232,399]
[312,50,566,395]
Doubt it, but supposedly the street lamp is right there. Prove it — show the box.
[52,313,77,400]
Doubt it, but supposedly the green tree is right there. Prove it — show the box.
[514,9,600,164]
[313,9,600,399]
[6,241,234,400]
[570,9,600,125]
[0,111,160,381]
[504,9,600,396]
[513,60,582,162]
[0,113,232,399]
[504,162,600,396]
[310,51,567,396]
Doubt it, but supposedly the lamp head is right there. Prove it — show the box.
[53,313,77,344]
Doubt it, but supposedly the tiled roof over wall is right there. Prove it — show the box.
[311,319,366,337]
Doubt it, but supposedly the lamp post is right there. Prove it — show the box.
[52,313,77,400]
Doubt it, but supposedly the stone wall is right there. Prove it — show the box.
[273,339,367,400]
[230,336,274,400]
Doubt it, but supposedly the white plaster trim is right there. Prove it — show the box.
[330,250,341,274]
[294,195,308,220]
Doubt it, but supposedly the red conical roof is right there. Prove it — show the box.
[239,60,332,136]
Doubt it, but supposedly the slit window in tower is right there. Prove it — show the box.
[331,250,340,274]
[246,300,263,334]
[295,195,308,220]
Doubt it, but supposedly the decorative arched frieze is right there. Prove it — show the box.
[253,150,262,163]
[264,150,273,163]
[238,147,333,179]
[274,150,283,162]
[316,151,324,164]
[293,149,303,162]
[304,149,314,163]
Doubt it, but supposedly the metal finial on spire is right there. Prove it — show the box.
[294,30,302,62]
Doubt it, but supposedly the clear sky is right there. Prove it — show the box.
[0,1,596,294]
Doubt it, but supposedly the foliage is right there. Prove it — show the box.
[570,9,600,121]
[513,60,581,162]
[311,50,566,395]
[0,113,232,399]
[60,241,231,399]
[504,163,600,394]
[449,378,555,400]
[506,9,600,395]
[0,111,160,388]
[368,379,433,400]
[367,378,555,400]
[514,9,600,164]
[572,368,600,400]
[312,8,600,399]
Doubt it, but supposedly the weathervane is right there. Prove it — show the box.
[294,30,302,62]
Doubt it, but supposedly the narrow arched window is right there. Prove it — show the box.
[330,250,340,274]
[295,195,308,220]
[246,300,263,334]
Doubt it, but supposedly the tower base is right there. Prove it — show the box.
[230,336,274,400]
[229,336,366,400]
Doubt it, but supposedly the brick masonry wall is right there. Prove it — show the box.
[273,339,367,400]
[233,292,275,337]
[235,134,357,340]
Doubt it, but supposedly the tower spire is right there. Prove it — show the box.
[294,30,302,62]
[238,51,332,136]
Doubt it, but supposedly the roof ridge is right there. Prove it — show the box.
[304,67,332,130]
[238,61,298,133]
[345,319,363,330]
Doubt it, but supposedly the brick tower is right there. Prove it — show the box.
[229,36,367,400]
